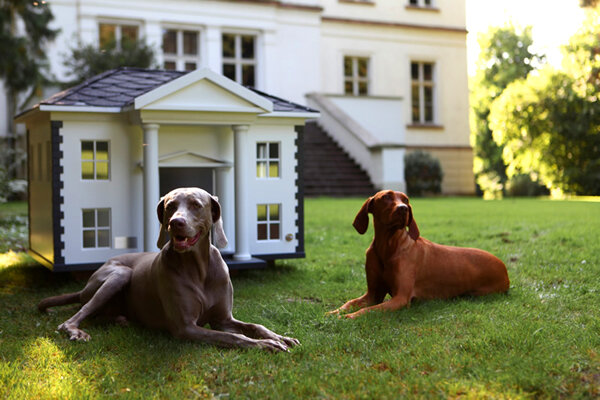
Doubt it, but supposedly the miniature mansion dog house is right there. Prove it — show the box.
[16,68,318,271]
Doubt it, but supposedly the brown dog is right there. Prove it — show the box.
[38,188,299,351]
[328,190,509,319]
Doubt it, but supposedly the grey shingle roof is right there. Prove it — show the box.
[41,67,318,114]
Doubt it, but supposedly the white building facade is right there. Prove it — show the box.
[8,0,473,194]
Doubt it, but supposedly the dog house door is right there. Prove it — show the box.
[159,167,214,197]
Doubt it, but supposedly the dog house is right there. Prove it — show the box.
[16,68,319,271]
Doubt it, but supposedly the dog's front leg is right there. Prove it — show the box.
[328,250,386,316]
[344,294,411,319]
[217,318,300,349]
[173,323,289,352]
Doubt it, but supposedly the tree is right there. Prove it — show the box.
[0,0,58,177]
[489,8,600,195]
[63,38,156,86]
[470,24,544,197]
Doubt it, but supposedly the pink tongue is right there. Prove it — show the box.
[174,232,201,249]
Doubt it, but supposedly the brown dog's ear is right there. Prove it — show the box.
[156,196,169,249]
[407,205,420,240]
[353,197,372,234]
[210,196,228,249]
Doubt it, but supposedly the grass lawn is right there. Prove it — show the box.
[1,197,599,399]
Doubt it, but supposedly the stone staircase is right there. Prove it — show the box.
[303,121,376,197]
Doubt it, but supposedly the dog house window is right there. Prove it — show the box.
[222,33,256,86]
[82,208,111,248]
[162,28,201,71]
[411,61,435,124]
[81,140,110,180]
[257,204,280,241]
[256,142,280,178]
[344,56,369,96]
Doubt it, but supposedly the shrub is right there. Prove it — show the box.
[506,174,549,197]
[404,150,443,196]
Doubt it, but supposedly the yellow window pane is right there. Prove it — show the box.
[82,162,94,180]
[257,204,267,221]
[256,162,267,178]
[97,209,110,227]
[83,230,96,248]
[269,162,279,178]
[269,204,279,221]
[82,210,95,228]
[121,25,138,44]
[95,141,109,160]
[97,229,110,247]
[81,141,94,160]
[96,162,109,180]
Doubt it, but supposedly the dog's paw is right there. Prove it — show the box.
[256,339,289,353]
[58,323,91,342]
[279,335,300,348]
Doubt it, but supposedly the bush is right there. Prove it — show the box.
[404,150,443,196]
[506,174,549,197]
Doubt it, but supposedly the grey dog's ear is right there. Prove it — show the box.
[210,196,228,249]
[353,196,373,234]
[156,196,169,249]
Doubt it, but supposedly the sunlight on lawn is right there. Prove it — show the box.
[0,251,33,269]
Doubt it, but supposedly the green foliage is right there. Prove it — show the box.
[0,0,58,94]
[470,24,544,198]
[63,39,157,86]
[404,150,443,196]
[1,197,600,398]
[490,10,600,196]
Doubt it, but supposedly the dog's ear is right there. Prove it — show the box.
[407,204,420,240]
[156,196,169,249]
[210,196,228,249]
[353,197,372,234]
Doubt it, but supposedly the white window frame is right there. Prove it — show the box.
[256,203,281,242]
[222,32,258,86]
[82,208,112,249]
[410,61,436,124]
[97,20,141,49]
[256,142,280,179]
[81,140,110,181]
[162,27,202,71]
[344,56,370,96]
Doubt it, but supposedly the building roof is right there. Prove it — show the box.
[40,67,318,114]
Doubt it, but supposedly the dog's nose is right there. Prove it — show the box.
[396,204,408,212]
[169,217,186,230]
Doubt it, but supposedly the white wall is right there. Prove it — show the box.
[53,112,142,265]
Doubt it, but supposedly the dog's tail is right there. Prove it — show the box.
[38,292,81,312]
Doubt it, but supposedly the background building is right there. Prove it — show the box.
[4,0,473,195]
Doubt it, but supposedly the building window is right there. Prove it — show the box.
[411,61,435,124]
[162,29,201,71]
[256,142,280,178]
[99,22,139,49]
[222,33,256,86]
[344,56,369,96]
[82,208,111,248]
[257,204,280,241]
[408,0,434,7]
[81,140,110,180]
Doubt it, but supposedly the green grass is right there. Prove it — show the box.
[1,197,600,399]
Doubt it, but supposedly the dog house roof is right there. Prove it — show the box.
[38,67,318,114]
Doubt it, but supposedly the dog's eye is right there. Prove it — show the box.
[191,200,202,209]
[165,202,177,212]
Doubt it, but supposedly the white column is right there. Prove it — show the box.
[143,123,160,251]
[233,124,251,261]
[205,25,222,73]
[216,167,234,253]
